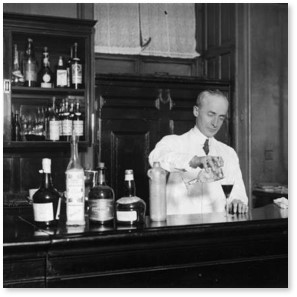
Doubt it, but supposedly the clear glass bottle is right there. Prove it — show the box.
[88,162,115,225]
[71,42,82,89]
[65,133,85,225]
[23,38,37,87]
[33,158,61,228]
[56,56,68,88]
[11,44,24,86]
[49,97,60,141]
[39,46,53,88]
[12,110,21,141]
[116,169,146,226]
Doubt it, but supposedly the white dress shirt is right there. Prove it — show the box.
[149,126,248,215]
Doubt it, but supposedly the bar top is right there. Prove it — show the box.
[3,203,288,248]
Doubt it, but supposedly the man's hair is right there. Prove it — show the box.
[196,89,228,107]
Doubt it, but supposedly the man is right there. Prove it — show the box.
[149,89,248,215]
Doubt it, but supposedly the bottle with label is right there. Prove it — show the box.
[65,133,85,225]
[73,101,84,138]
[116,169,146,226]
[62,99,72,141]
[38,47,53,88]
[12,110,21,141]
[49,97,60,141]
[33,158,61,228]
[71,42,82,89]
[58,100,65,141]
[11,44,24,86]
[23,38,37,87]
[56,56,68,88]
[147,162,167,221]
[88,162,115,225]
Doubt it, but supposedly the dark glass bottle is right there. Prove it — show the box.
[71,42,82,89]
[39,46,53,88]
[88,162,115,225]
[12,110,21,141]
[62,99,72,142]
[66,46,73,88]
[23,38,37,87]
[73,101,84,139]
[56,56,68,88]
[33,158,61,228]
[116,169,146,226]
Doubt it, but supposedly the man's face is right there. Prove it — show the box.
[193,94,229,138]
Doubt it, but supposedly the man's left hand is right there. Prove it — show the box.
[227,199,248,214]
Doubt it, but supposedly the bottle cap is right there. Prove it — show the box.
[124,169,134,181]
[42,158,51,173]
[98,162,105,168]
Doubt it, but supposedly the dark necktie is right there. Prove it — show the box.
[203,139,209,155]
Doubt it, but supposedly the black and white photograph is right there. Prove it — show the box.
[1,1,290,290]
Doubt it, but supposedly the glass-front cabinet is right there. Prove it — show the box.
[3,13,96,199]
[3,13,96,148]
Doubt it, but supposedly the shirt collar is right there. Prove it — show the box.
[192,125,213,145]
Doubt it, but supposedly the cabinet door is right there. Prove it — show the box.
[101,118,158,203]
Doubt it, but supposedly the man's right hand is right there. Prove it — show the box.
[189,155,224,172]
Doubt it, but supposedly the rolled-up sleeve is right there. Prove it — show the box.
[149,135,199,174]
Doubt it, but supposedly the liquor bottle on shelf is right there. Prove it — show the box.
[33,158,61,228]
[71,42,83,89]
[62,99,72,142]
[49,97,60,141]
[66,46,73,88]
[38,46,53,88]
[58,100,65,141]
[11,44,24,86]
[88,162,115,225]
[11,110,21,141]
[116,169,146,226]
[65,133,85,225]
[56,56,68,88]
[23,38,37,87]
[69,101,75,126]
[73,101,84,138]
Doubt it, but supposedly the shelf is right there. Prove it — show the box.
[3,141,89,151]
[12,86,85,96]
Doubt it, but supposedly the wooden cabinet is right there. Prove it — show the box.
[3,13,96,198]
[95,74,232,206]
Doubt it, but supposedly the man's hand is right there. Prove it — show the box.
[189,155,224,172]
[227,199,248,214]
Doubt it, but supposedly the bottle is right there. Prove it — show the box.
[147,162,167,221]
[39,47,53,88]
[88,162,115,225]
[23,38,37,87]
[32,158,61,228]
[66,46,73,88]
[116,169,146,226]
[56,56,68,88]
[73,101,84,138]
[49,97,60,141]
[62,99,72,141]
[11,44,24,86]
[58,100,65,141]
[71,42,82,89]
[12,111,21,141]
[65,133,85,225]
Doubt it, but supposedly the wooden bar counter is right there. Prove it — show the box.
[3,203,288,288]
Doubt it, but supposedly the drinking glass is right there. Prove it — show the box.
[221,179,234,216]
